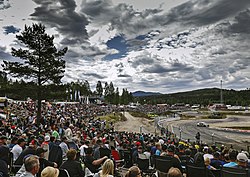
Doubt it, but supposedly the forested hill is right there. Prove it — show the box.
[134,88,250,106]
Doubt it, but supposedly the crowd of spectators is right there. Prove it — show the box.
[0,101,250,177]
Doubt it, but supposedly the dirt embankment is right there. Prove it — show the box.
[114,112,157,134]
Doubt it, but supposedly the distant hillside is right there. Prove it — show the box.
[134,88,250,106]
[132,91,162,97]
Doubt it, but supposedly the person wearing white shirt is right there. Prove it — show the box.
[79,141,89,157]
[59,137,69,159]
[11,138,26,162]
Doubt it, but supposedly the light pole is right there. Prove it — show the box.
[179,127,182,140]
[212,133,214,144]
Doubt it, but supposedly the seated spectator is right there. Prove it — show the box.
[0,146,9,177]
[94,159,114,177]
[235,153,249,168]
[223,150,238,167]
[84,147,108,173]
[18,155,40,177]
[125,166,141,177]
[204,157,216,170]
[36,147,57,177]
[203,146,213,160]
[167,167,182,177]
[155,143,162,156]
[41,167,59,177]
[11,138,26,162]
[210,151,225,169]
[41,166,70,177]
[14,139,38,167]
[59,137,69,159]
[60,149,85,177]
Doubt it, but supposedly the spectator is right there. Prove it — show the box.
[125,166,141,177]
[60,149,85,177]
[36,147,57,177]
[167,167,182,177]
[203,146,213,160]
[0,146,9,177]
[41,167,59,177]
[155,143,161,156]
[204,157,216,170]
[94,159,114,177]
[18,155,40,177]
[235,153,249,168]
[210,151,225,169]
[59,137,69,159]
[223,150,238,167]
[84,147,108,173]
[11,138,26,162]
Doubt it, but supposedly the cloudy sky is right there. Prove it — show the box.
[0,0,250,93]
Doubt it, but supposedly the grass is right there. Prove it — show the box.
[98,112,127,123]
[224,127,250,130]
[129,111,150,119]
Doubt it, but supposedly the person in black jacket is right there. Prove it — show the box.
[60,149,85,177]
[36,147,57,177]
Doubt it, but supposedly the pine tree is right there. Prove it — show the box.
[2,23,67,125]
[96,81,103,97]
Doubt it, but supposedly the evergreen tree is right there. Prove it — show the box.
[2,23,67,125]
[104,82,109,100]
[96,81,103,97]
[114,87,120,105]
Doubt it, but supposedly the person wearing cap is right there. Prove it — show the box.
[235,153,249,168]
[36,147,57,177]
[41,135,50,160]
[11,138,26,162]
[161,144,183,173]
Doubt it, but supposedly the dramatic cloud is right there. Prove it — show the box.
[0,0,10,10]
[1,0,250,93]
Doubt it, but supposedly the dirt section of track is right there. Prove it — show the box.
[114,112,157,134]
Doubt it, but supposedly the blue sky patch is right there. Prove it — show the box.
[3,25,20,34]
[104,35,129,60]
